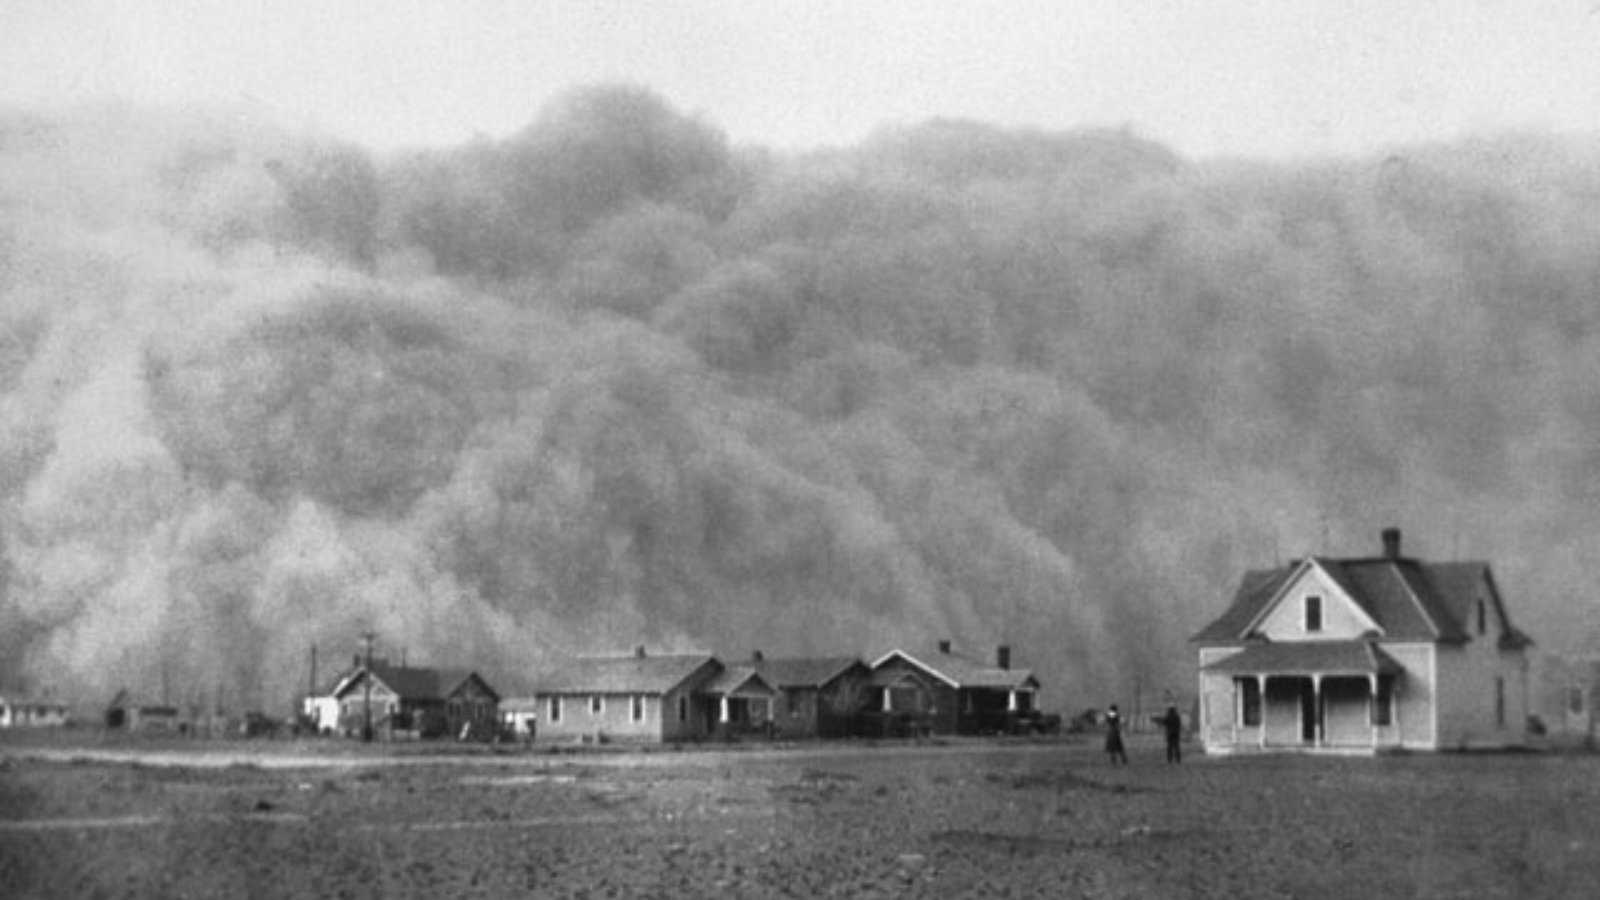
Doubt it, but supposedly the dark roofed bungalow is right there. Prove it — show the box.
[866,642,1042,737]
[331,664,500,741]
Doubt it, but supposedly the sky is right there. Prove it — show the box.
[6,0,1600,159]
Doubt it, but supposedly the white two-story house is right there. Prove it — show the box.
[1194,528,1533,753]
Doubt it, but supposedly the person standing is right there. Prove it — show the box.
[1104,704,1128,765]
[1160,704,1183,764]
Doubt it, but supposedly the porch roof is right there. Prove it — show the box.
[700,666,777,698]
[1203,640,1404,677]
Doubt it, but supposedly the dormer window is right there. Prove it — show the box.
[1305,595,1323,633]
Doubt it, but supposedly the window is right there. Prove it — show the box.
[1240,678,1262,726]
[787,691,801,718]
[1569,687,1586,716]
[590,695,604,716]
[1371,678,1393,726]
[631,695,645,723]
[1495,676,1506,728]
[1305,596,1323,633]
[549,696,562,723]
[677,695,689,723]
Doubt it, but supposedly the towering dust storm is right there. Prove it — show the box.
[2,89,1598,710]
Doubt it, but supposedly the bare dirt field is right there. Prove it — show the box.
[3,734,1598,899]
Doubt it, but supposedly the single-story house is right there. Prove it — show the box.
[105,690,181,732]
[866,643,1041,736]
[1193,528,1534,754]
[700,664,778,738]
[0,694,71,728]
[332,664,501,741]
[750,654,872,738]
[532,650,724,744]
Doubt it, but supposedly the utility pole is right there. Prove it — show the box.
[361,631,376,743]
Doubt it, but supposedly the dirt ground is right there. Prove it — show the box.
[3,734,1599,899]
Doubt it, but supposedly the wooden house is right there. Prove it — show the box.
[532,650,723,744]
[701,664,779,738]
[0,694,71,728]
[1194,528,1534,753]
[332,664,500,741]
[750,654,871,738]
[865,643,1041,736]
[104,690,181,732]
[301,666,358,734]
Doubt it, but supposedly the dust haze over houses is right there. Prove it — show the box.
[2,3,1600,715]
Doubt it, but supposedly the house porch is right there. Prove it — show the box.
[1200,641,1406,754]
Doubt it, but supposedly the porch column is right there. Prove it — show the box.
[1230,679,1238,745]
[1257,675,1268,750]
[1311,674,1323,748]
[1369,674,1379,749]
[719,696,730,724]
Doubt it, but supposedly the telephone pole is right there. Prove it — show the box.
[361,631,376,743]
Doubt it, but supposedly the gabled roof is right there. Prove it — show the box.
[701,666,777,697]
[869,648,1038,691]
[535,654,720,696]
[333,666,500,703]
[1192,568,1296,645]
[752,656,867,689]
[1202,640,1405,676]
[1195,547,1528,648]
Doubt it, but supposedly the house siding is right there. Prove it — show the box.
[537,692,665,743]
[1435,643,1528,750]
[771,672,871,739]
[534,662,721,745]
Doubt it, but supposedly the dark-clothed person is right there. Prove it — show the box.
[1104,704,1128,765]
[1161,705,1183,764]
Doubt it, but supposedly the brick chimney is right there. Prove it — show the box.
[937,640,951,654]
[996,645,1011,670]
[1382,527,1402,560]
[635,645,647,658]
[751,650,764,662]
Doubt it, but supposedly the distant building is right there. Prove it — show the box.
[331,664,500,741]
[302,666,359,734]
[1536,653,1600,742]
[0,694,71,728]
[865,643,1041,736]
[105,690,181,732]
[1193,528,1534,753]
[532,650,724,744]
